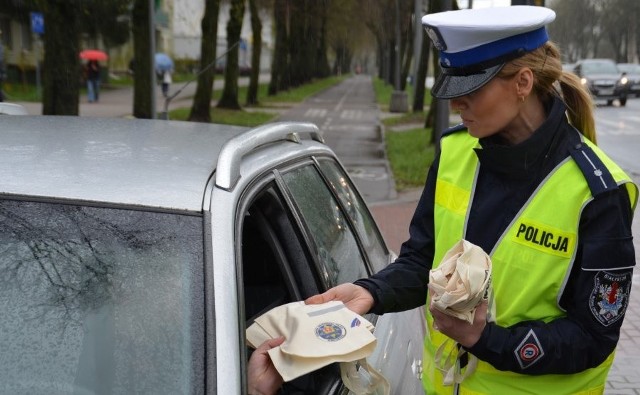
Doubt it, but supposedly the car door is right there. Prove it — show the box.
[238,155,424,395]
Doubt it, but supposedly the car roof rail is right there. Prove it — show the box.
[215,121,324,190]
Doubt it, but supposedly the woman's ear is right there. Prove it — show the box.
[515,68,534,97]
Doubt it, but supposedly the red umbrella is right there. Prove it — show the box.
[80,49,108,61]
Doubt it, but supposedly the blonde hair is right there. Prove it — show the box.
[497,42,597,144]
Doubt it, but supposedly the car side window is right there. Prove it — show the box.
[280,165,368,287]
[240,182,345,394]
[317,159,389,274]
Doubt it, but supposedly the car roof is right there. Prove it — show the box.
[0,116,250,212]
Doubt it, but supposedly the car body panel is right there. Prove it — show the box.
[0,116,247,211]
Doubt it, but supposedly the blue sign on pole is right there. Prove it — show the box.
[30,12,44,35]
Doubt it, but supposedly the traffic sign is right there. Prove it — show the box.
[30,12,44,35]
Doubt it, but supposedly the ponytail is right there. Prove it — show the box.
[498,42,597,144]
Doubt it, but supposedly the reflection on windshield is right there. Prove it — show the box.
[583,62,619,74]
[0,200,205,394]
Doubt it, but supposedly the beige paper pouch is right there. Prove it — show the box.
[428,239,492,386]
[246,301,389,393]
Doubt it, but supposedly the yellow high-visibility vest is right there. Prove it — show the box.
[423,130,637,395]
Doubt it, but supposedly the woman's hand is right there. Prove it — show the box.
[247,336,285,395]
[429,300,488,348]
[305,283,374,316]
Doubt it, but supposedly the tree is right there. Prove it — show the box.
[39,1,82,115]
[245,0,262,105]
[268,0,290,95]
[131,0,154,119]
[424,0,459,133]
[413,28,430,112]
[217,0,245,110]
[188,0,221,122]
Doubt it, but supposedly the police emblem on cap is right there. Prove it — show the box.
[589,271,631,326]
[424,26,446,51]
[315,322,346,342]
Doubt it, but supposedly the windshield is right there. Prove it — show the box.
[582,61,619,74]
[0,200,205,395]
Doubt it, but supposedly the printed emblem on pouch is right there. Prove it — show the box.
[514,329,544,369]
[589,271,631,326]
[315,322,346,342]
[350,318,361,328]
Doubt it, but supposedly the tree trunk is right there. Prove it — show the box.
[315,0,331,78]
[217,0,245,109]
[41,1,80,115]
[413,29,430,112]
[288,1,309,87]
[246,0,262,105]
[268,0,289,95]
[400,18,414,91]
[189,0,220,122]
[132,0,154,119]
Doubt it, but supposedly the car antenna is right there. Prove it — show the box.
[159,40,240,120]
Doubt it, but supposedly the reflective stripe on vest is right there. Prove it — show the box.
[423,130,637,395]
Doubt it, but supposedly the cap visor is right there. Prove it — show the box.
[431,63,504,99]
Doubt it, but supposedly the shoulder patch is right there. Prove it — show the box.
[514,329,545,370]
[441,123,467,138]
[589,271,631,326]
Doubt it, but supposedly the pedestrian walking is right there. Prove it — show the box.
[161,69,172,98]
[85,60,101,103]
[307,5,637,395]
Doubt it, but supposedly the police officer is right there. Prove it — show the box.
[307,5,637,394]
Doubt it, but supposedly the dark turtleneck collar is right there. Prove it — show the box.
[473,96,568,179]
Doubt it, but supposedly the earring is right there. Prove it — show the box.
[519,96,525,103]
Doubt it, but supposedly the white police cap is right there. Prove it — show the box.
[422,6,556,99]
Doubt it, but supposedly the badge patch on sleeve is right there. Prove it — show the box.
[589,271,631,326]
[514,329,544,370]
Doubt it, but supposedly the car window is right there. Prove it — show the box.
[317,159,389,273]
[0,199,205,395]
[280,165,368,287]
[240,181,347,394]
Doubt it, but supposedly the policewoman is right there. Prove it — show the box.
[306,5,637,394]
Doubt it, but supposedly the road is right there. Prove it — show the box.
[276,75,397,203]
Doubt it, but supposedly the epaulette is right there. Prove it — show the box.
[440,123,467,138]
[567,130,617,198]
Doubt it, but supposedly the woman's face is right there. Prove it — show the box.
[450,74,523,143]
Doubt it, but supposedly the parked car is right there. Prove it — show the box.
[572,58,629,106]
[617,62,640,97]
[0,117,425,395]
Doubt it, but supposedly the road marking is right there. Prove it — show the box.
[304,108,327,118]
[340,110,362,120]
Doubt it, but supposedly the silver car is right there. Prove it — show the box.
[0,116,425,395]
